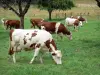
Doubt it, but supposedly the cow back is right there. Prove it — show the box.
[41,22,56,32]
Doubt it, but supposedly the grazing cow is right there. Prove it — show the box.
[39,21,72,40]
[1,18,20,30]
[30,18,44,28]
[77,16,87,23]
[71,16,87,23]
[65,17,82,30]
[9,29,62,64]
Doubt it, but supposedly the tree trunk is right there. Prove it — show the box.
[48,10,52,20]
[20,16,24,29]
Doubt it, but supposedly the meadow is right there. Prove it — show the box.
[0,18,100,75]
[0,0,100,75]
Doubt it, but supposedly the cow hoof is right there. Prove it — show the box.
[29,62,33,64]
[74,30,78,32]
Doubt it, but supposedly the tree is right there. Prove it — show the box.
[95,0,100,7]
[0,0,32,29]
[37,0,75,20]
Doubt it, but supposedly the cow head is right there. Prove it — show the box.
[41,26,45,30]
[1,18,5,24]
[52,50,62,64]
[1,18,9,29]
[78,16,87,23]
[1,18,7,26]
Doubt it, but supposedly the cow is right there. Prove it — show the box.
[77,16,87,23]
[65,17,82,31]
[30,18,44,28]
[71,16,87,23]
[1,18,20,30]
[38,21,72,40]
[9,29,62,64]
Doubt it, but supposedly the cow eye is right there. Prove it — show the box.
[52,53,56,56]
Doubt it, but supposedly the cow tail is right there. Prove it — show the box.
[9,30,14,55]
[1,18,6,29]
[30,19,35,28]
[9,30,14,41]
[1,18,4,24]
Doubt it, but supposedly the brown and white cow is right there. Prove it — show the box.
[77,16,87,23]
[65,17,82,31]
[9,29,62,64]
[71,16,87,23]
[30,18,44,28]
[38,21,72,40]
[1,18,20,30]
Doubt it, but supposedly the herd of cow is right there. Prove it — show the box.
[1,16,87,64]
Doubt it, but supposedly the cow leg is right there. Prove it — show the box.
[31,25,33,28]
[56,33,58,40]
[6,25,9,30]
[55,22,60,40]
[8,46,16,63]
[39,56,43,64]
[39,50,44,64]
[33,25,35,28]
[12,46,17,63]
[59,33,63,40]
[10,26,12,30]
[8,47,14,62]
[29,47,40,64]
[12,52,16,63]
[74,25,78,32]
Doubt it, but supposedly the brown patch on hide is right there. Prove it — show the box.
[23,39,27,45]
[30,43,41,49]
[36,44,41,48]
[8,47,14,55]
[9,29,14,41]
[74,20,79,26]
[78,16,85,22]
[23,36,27,45]
[32,32,37,37]
[30,18,44,28]
[58,23,71,35]
[30,43,36,49]
[5,20,20,30]
[45,39,57,52]
[26,33,29,35]
[40,22,56,33]
[34,30,38,32]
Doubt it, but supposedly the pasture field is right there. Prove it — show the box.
[0,18,100,75]
[0,0,100,75]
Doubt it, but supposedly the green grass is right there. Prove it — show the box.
[0,19,100,75]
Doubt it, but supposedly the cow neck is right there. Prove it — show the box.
[45,39,57,55]
[63,28,71,35]
[5,20,8,25]
[10,29,14,41]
